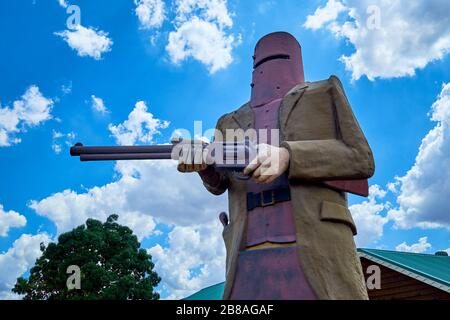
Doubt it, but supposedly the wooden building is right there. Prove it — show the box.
[184,249,450,300]
[359,248,450,300]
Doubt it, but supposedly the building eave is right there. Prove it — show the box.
[358,251,450,294]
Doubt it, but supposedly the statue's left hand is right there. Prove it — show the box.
[176,139,209,173]
[243,144,290,184]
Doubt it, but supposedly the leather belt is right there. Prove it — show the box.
[246,187,291,211]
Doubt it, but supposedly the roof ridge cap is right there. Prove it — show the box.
[359,248,449,258]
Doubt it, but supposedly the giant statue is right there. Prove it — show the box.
[71,32,375,300]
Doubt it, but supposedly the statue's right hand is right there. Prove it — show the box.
[176,140,209,173]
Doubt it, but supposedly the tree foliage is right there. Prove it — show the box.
[13,215,160,300]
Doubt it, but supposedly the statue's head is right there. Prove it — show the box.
[250,32,305,107]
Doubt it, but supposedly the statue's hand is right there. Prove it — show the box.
[176,140,208,173]
[243,144,290,184]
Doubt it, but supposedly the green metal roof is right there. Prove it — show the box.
[183,249,450,299]
[358,248,450,287]
[183,282,225,300]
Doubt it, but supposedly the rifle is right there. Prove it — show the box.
[70,140,368,196]
[70,139,254,180]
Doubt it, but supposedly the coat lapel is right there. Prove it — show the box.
[231,102,253,130]
[279,83,309,131]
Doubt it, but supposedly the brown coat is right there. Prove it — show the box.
[202,75,375,300]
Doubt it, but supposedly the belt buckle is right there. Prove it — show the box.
[261,190,275,207]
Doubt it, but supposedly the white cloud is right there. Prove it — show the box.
[166,0,239,73]
[0,233,51,299]
[396,236,432,253]
[91,95,109,114]
[257,1,275,15]
[132,0,239,72]
[135,0,166,29]
[149,31,161,46]
[0,86,54,147]
[175,0,233,28]
[58,0,68,8]
[52,144,62,154]
[29,176,157,241]
[61,82,72,95]
[389,83,450,230]
[387,181,400,194]
[51,130,75,155]
[29,162,156,241]
[12,86,53,125]
[29,159,227,242]
[108,101,169,146]
[304,0,450,80]
[304,0,346,30]
[0,204,27,237]
[52,131,63,139]
[167,17,236,74]
[149,221,225,299]
[116,159,227,227]
[55,25,113,60]
[350,185,390,247]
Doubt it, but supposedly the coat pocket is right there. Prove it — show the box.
[320,201,357,236]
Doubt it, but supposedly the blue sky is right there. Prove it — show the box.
[1,0,450,299]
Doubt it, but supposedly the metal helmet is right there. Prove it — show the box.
[250,32,305,107]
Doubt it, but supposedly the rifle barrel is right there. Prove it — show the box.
[71,144,174,156]
[80,153,173,161]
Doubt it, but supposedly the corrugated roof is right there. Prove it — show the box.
[183,282,225,300]
[358,248,450,288]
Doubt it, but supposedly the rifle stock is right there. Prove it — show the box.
[323,180,369,197]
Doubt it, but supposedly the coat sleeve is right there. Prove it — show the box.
[281,76,375,181]
[198,115,230,195]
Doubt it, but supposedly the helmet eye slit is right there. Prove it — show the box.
[254,54,290,69]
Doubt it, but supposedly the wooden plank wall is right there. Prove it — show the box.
[360,258,450,300]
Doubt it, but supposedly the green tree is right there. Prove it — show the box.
[13,214,161,300]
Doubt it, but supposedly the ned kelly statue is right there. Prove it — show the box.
[71,32,375,300]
